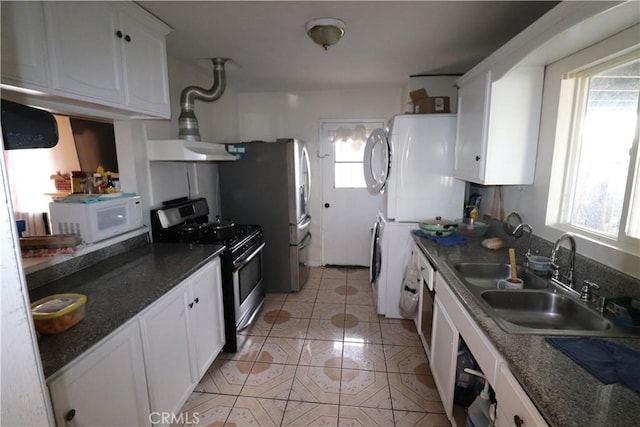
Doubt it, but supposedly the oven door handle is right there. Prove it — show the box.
[233,242,266,269]
[237,298,264,331]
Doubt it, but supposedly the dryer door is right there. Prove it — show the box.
[369,216,382,284]
[363,128,390,195]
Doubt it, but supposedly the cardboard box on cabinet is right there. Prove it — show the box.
[410,89,450,114]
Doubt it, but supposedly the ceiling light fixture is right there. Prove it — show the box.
[305,18,346,51]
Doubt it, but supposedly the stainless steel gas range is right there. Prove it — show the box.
[150,197,265,352]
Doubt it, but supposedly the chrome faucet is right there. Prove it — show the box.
[550,233,577,290]
[512,223,533,266]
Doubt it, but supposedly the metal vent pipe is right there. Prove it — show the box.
[178,57,227,141]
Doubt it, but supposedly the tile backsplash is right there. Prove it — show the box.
[487,218,640,300]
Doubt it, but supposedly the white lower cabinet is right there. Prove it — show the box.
[140,284,194,420]
[495,364,548,427]
[48,320,151,427]
[189,258,225,378]
[47,257,224,427]
[430,294,459,420]
[432,271,547,426]
[140,257,224,423]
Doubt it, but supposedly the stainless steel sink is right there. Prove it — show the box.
[448,261,637,337]
[453,262,548,289]
[481,290,613,332]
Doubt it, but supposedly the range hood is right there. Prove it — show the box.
[147,58,237,162]
[146,139,237,162]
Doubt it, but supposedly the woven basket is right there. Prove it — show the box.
[53,178,72,192]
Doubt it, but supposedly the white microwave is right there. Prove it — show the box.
[49,195,143,244]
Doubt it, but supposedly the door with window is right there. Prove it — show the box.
[321,121,383,266]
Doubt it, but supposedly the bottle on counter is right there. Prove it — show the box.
[105,174,116,193]
[71,171,88,193]
[93,173,104,194]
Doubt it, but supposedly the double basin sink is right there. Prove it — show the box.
[449,262,637,337]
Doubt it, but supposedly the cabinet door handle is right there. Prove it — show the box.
[514,414,524,427]
[194,297,199,304]
[115,30,123,39]
[124,34,131,43]
[65,409,76,421]
[475,155,481,161]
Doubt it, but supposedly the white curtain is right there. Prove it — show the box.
[3,115,81,237]
[328,124,368,144]
[4,149,54,236]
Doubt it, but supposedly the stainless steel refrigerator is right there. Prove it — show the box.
[218,139,312,293]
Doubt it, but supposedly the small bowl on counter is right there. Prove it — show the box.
[528,255,551,275]
[456,218,489,237]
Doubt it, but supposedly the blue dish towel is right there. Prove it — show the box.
[545,337,640,393]
[411,229,468,246]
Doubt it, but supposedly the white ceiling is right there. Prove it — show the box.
[137,1,559,93]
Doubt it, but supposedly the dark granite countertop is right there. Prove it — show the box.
[31,242,225,378]
[412,234,640,427]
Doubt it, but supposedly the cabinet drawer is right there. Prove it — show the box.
[435,272,502,385]
[495,363,547,427]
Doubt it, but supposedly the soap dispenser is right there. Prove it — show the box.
[464,368,493,427]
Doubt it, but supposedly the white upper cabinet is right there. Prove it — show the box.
[120,12,171,117]
[45,2,126,104]
[1,1,171,119]
[454,67,544,185]
[0,1,49,89]
[454,1,638,186]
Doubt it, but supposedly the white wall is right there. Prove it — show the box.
[237,88,403,266]
[471,26,640,279]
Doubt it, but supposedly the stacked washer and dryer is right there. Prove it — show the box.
[365,114,465,318]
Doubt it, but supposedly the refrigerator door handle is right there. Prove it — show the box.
[300,232,312,249]
[298,215,312,231]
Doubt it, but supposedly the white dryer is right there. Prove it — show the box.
[364,114,464,222]
[370,213,417,318]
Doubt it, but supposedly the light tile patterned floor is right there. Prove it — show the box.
[174,267,450,427]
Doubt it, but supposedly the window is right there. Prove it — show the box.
[334,132,367,188]
[326,123,381,189]
[552,49,640,254]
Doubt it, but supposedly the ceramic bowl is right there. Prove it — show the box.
[529,255,550,274]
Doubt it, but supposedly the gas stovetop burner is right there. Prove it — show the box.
[150,198,263,253]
